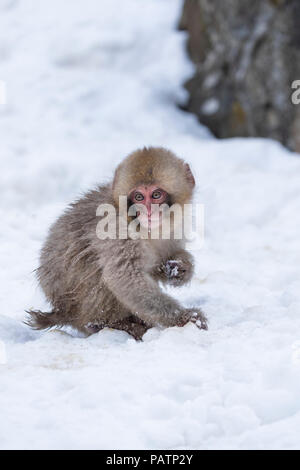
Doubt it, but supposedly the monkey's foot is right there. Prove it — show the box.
[177,308,208,330]
[85,316,150,340]
[110,315,150,341]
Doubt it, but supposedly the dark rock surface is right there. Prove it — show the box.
[179,0,300,152]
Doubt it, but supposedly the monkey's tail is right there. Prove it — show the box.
[24,309,62,331]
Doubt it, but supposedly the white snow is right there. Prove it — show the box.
[201,98,219,115]
[1,0,300,450]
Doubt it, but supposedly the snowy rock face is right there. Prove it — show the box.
[179,0,300,152]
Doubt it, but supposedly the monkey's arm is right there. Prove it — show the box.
[153,250,194,287]
[101,242,205,329]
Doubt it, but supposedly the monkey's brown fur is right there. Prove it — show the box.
[26,147,207,340]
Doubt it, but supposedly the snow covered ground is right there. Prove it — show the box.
[1,0,300,450]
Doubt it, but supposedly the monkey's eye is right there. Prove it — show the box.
[134,192,144,202]
[152,190,162,199]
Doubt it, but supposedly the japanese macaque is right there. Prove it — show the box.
[26,147,207,340]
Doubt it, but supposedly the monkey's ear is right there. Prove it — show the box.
[112,167,120,192]
[184,163,195,187]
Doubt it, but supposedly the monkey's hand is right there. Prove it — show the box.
[102,241,203,330]
[159,258,193,287]
[176,308,208,330]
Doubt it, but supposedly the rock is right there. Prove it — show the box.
[179,0,300,152]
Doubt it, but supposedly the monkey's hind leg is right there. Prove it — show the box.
[86,315,151,341]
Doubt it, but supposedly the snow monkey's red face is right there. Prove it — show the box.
[129,184,169,230]
[113,147,196,236]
